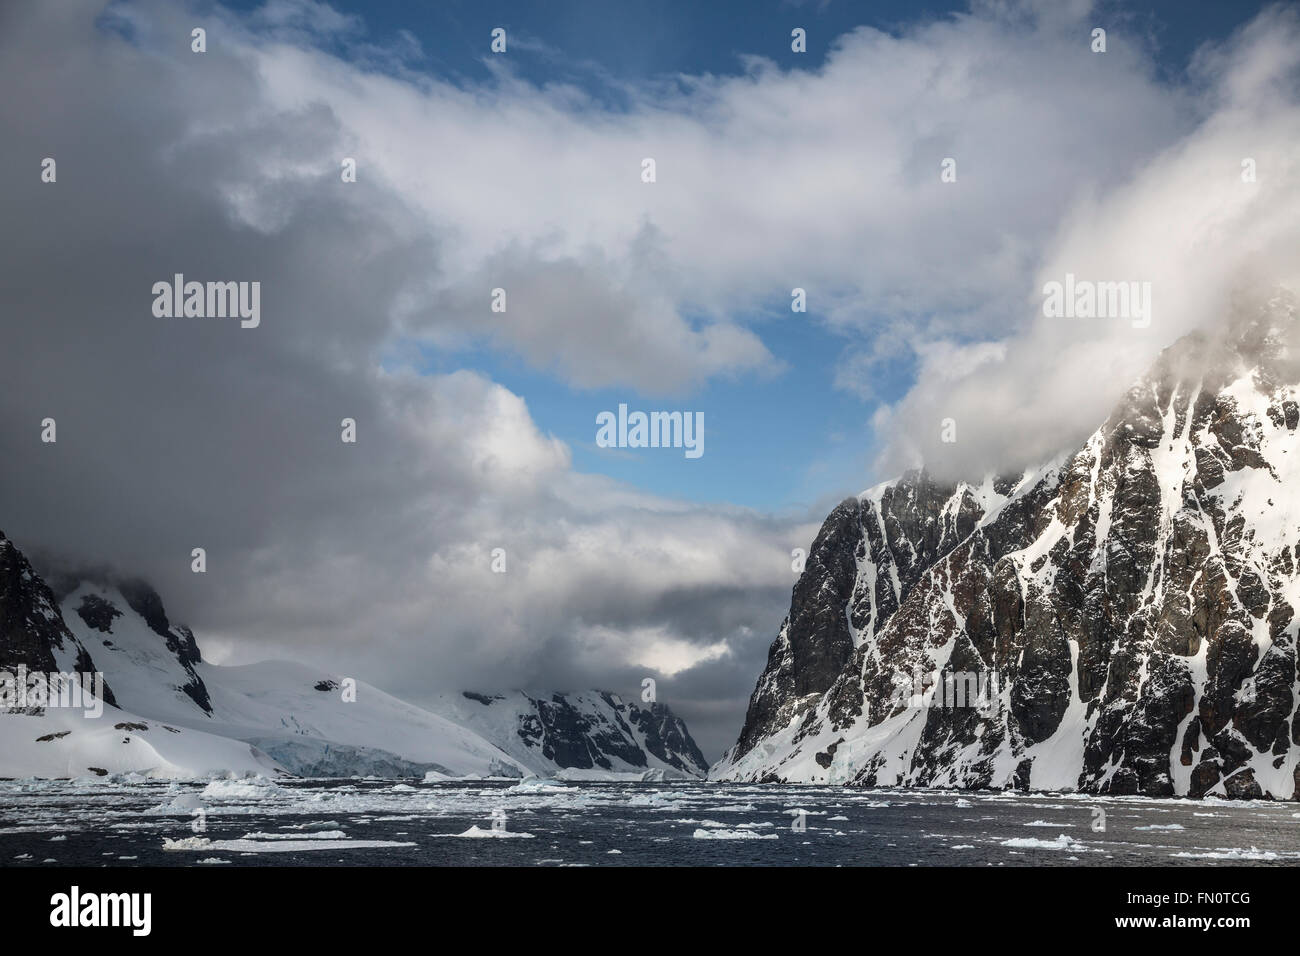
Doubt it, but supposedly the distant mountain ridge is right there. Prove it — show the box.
[0,541,706,780]
[435,690,708,777]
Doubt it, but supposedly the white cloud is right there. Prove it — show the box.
[875,5,1300,479]
[202,0,1195,392]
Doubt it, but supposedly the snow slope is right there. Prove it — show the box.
[58,581,527,778]
[0,703,279,780]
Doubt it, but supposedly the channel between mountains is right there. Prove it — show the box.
[5,292,1300,799]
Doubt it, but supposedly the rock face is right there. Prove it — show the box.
[716,292,1300,800]
[0,531,115,708]
[440,690,710,777]
[67,578,212,715]
[625,699,710,776]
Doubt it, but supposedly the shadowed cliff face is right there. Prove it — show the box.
[732,473,1014,761]
[720,291,1300,800]
[0,532,116,709]
[467,690,709,776]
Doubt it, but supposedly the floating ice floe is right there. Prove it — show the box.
[1000,834,1087,851]
[142,792,206,816]
[508,776,572,793]
[693,828,778,840]
[200,777,282,800]
[163,836,414,853]
[628,791,687,807]
[278,820,342,830]
[1171,846,1278,860]
[451,825,535,838]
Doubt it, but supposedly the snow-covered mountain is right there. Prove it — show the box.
[430,690,708,778]
[715,291,1300,801]
[0,541,706,780]
[52,577,526,779]
[0,536,277,778]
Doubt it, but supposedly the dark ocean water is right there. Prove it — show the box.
[1,777,1297,866]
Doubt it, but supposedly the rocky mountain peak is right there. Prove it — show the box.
[39,567,213,715]
[0,531,116,708]
[717,293,1300,800]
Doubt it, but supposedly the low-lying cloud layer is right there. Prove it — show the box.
[2,0,1297,758]
[885,5,1300,480]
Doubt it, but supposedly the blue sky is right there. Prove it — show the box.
[405,302,905,511]
[221,0,1274,86]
